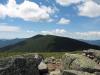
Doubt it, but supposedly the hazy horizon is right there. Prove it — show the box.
[0,34,100,40]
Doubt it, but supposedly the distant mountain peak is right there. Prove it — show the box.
[0,34,100,52]
[32,34,44,38]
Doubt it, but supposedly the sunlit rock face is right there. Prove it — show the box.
[61,53,100,75]
[0,53,43,75]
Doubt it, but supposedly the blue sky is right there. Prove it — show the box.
[0,0,100,40]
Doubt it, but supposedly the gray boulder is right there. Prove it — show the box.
[0,53,43,75]
[62,53,100,73]
[62,70,95,75]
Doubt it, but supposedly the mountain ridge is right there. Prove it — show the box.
[81,40,100,46]
[0,34,100,52]
[0,39,24,48]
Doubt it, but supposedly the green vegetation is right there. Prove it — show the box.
[0,51,82,58]
[0,51,28,58]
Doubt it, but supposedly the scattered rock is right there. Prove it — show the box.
[44,56,56,64]
[38,61,48,75]
[38,61,47,70]
[49,69,61,75]
[83,49,100,64]
[0,51,99,75]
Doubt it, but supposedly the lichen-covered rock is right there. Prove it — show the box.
[62,70,95,75]
[95,72,100,75]
[62,53,100,73]
[0,53,43,75]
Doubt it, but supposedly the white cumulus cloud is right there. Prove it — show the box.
[58,18,70,25]
[41,29,66,35]
[56,0,83,6]
[0,0,55,21]
[78,0,100,17]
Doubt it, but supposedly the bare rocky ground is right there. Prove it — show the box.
[45,57,62,75]
[0,49,99,75]
[45,49,100,75]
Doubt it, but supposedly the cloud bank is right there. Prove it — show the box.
[41,29,100,40]
[0,25,20,32]
[0,0,55,21]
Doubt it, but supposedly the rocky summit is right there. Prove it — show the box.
[0,49,99,75]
